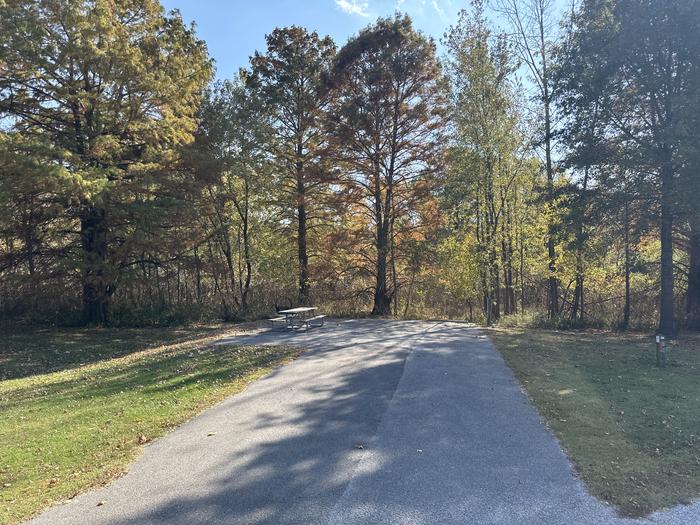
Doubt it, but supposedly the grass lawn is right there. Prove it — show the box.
[0,324,300,525]
[0,325,231,380]
[488,328,700,517]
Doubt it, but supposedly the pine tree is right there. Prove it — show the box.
[0,0,212,323]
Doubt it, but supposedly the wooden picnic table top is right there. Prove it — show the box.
[278,307,318,314]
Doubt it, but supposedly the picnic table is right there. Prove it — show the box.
[269,307,326,330]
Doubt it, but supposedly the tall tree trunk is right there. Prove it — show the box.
[571,225,587,322]
[194,246,202,304]
[502,242,510,315]
[483,286,491,325]
[508,238,516,314]
[403,270,415,318]
[222,230,237,303]
[519,216,525,314]
[233,178,253,315]
[502,203,516,316]
[371,150,392,316]
[390,219,398,317]
[389,91,400,317]
[622,199,631,330]
[658,161,676,337]
[23,212,38,308]
[571,273,582,321]
[571,183,586,322]
[571,117,594,323]
[80,205,110,324]
[241,206,252,314]
[546,200,558,319]
[372,218,392,316]
[686,224,700,330]
[571,242,585,321]
[542,41,558,319]
[296,161,309,306]
[491,247,500,321]
[501,207,510,316]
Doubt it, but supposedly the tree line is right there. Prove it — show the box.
[0,0,698,335]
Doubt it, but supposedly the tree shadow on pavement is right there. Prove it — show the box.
[101,320,433,525]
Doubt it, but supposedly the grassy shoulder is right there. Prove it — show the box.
[488,328,700,517]
[0,325,300,525]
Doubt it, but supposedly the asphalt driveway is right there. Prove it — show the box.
[26,320,699,524]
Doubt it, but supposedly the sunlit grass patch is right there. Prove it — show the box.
[0,326,300,524]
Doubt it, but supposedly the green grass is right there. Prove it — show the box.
[0,325,232,380]
[0,325,300,524]
[488,328,700,517]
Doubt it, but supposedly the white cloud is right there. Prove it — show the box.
[335,0,371,17]
[431,0,447,20]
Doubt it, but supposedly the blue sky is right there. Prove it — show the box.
[160,0,467,79]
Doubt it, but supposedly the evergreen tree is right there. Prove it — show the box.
[0,0,212,323]
[556,0,700,336]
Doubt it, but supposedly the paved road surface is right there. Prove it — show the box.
[27,320,699,524]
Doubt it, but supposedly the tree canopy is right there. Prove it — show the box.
[0,0,698,335]
[0,0,212,323]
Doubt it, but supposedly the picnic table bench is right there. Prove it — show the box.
[269,307,326,330]
[268,316,288,329]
